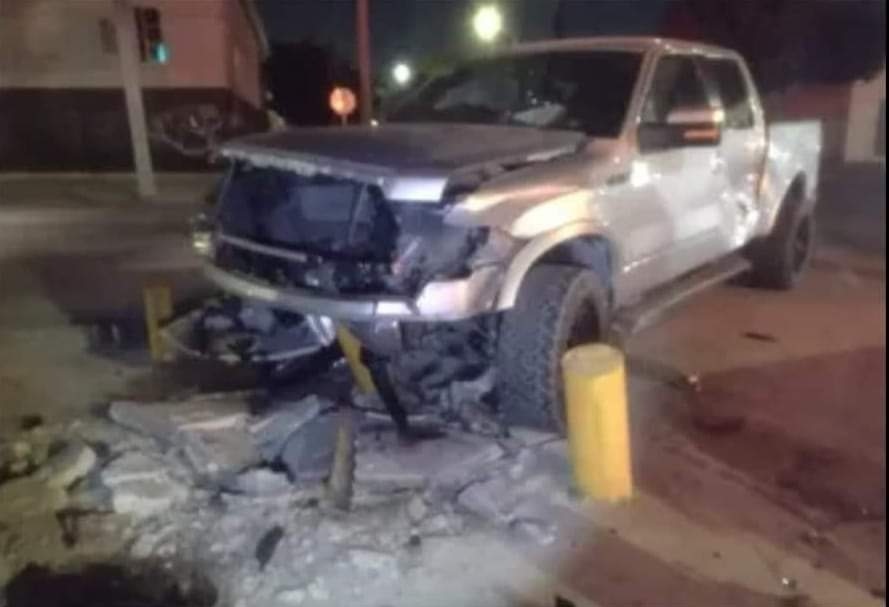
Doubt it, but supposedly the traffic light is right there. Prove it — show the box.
[134,7,168,64]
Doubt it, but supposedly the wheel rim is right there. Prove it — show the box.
[792,217,813,275]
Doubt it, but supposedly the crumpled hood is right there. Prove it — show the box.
[220,123,586,202]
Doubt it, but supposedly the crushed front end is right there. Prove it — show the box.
[198,160,507,324]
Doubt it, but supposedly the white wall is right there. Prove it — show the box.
[844,67,886,163]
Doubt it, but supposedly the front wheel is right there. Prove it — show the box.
[749,211,816,290]
[496,265,609,434]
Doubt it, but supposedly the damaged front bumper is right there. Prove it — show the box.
[203,261,504,322]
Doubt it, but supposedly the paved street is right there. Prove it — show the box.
[0,167,885,605]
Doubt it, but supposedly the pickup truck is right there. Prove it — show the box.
[194,37,821,434]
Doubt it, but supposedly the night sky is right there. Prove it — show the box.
[257,0,670,70]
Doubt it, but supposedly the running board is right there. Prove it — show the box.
[611,254,751,342]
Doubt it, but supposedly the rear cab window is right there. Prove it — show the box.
[700,58,755,130]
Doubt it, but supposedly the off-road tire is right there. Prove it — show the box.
[497,265,609,434]
[750,208,816,290]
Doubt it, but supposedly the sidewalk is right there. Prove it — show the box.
[0,173,217,226]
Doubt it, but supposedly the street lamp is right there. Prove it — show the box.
[472,5,503,43]
[391,61,413,87]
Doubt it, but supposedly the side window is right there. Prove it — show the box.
[641,56,710,124]
[702,59,754,129]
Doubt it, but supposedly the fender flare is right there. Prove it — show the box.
[496,222,619,310]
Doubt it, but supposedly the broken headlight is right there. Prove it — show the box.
[190,213,216,258]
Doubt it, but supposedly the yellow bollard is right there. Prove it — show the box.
[143,285,173,362]
[562,343,633,502]
[336,325,376,394]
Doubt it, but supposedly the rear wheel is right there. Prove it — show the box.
[496,265,609,434]
[750,209,816,290]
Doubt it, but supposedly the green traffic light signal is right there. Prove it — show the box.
[153,42,169,64]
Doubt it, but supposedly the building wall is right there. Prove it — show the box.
[0,0,259,100]
[0,0,264,171]
[844,67,886,163]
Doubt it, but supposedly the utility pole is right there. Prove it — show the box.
[355,0,372,123]
[113,0,157,198]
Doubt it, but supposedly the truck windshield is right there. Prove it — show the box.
[388,50,642,137]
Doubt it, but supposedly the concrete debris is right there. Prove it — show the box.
[276,587,307,604]
[37,441,97,489]
[418,512,465,536]
[457,477,517,525]
[508,448,538,481]
[108,401,181,446]
[356,431,504,492]
[0,477,67,523]
[280,414,338,482]
[250,395,326,461]
[227,468,292,496]
[180,428,261,483]
[109,399,260,484]
[511,518,558,546]
[406,494,429,523]
[101,452,189,518]
[507,427,558,449]
[306,579,330,602]
[348,548,400,577]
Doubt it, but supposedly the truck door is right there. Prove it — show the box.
[700,56,767,250]
[631,54,728,283]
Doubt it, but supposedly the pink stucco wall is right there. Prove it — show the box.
[0,0,261,107]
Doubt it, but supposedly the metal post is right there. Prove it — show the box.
[355,0,373,123]
[113,0,157,198]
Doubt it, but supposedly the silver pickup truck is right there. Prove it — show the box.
[195,37,821,434]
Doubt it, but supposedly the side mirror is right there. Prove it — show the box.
[638,105,722,152]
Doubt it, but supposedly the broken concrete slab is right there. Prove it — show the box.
[249,395,326,462]
[356,431,504,492]
[108,401,181,446]
[109,397,251,437]
[101,452,189,518]
[457,477,517,525]
[348,548,400,577]
[0,477,67,523]
[510,518,557,546]
[181,428,261,484]
[37,441,97,489]
[279,414,338,482]
[108,476,189,519]
[406,494,429,524]
[227,468,292,496]
[109,399,260,485]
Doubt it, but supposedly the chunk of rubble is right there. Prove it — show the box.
[356,431,504,492]
[37,441,97,489]
[406,494,429,523]
[276,587,307,604]
[279,414,338,482]
[109,399,260,484]
[101,452,189,518]
[249,396,326,462]
[456,477,517,525]
[0,477,67,522]
[227,468,292,496]
[348,548,400,577]
[510,518,558,546]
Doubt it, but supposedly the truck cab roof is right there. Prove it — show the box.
[509,36,739,59]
